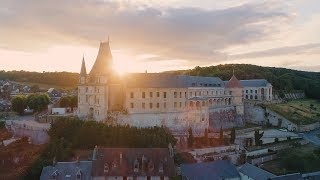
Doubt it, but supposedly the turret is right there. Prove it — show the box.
[79,56,87,84]
[225,71,244,115]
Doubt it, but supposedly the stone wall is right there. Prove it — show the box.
[248,153,277,165]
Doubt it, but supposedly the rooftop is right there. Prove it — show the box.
[181,160,240,180]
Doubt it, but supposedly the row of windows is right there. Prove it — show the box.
[130,90,231,99]
[130,102,188,109]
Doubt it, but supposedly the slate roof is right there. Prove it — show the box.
[40,161,92,180]
[238,163,276,180]
[124,73,224,88]
[92,148,175,177]
[239,79,269,87]
[89,41,113,76]
[269,173,303,180]
[80,57,87,75]
[181,160,240,180]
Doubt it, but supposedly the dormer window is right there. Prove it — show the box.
[104,163,109,173]
[134,158,139,173]
[159,163,164,173]
[76,170,82,180]
[51,170,59,179]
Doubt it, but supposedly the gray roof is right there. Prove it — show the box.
[239,163,276,180]
[125,73,224,88]
[239,79,269,87]
[269,173,303,180]
[40,161,92,180]
[181,160,240,180]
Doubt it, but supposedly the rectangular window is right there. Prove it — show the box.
[150,103,153,109]
[199,91,201,96]
[179,102,182,108]
[142,103,145,109]
[130,92,134,98]
[189,92,192,97]
[150,92,153,98]
[164,102,167,108]
[157,103,160,108]
[255,90,258,93]
[174,92,177,98]
[174,102,177,108]
[185,92,187,98]
[250,90,253,93]
[142,92,145,98]
[130,103,134,108]
[163,92,167,98]
[157,92,160,97]
[179,92,182,98]
[246,90,248,93]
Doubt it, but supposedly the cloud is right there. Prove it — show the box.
[229,43,320,59]
[0,0,293,65]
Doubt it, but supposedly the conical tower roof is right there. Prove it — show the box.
[89,41,113,76]
[80,56,87,76]
[225,75,243,88]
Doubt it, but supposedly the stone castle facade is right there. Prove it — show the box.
[77,41,272,132]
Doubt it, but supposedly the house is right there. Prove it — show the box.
[180,160,240,180]
[238,163,276,180]
[47,88,62,98]
[40,160,92,180]
[92,147,175,180]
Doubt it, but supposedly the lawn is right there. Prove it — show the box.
[266,99,320,125]
[261,144,320,175]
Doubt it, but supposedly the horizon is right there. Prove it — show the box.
[1,62,319,74]
[1,0,320,73]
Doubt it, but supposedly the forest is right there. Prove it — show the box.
[1,64,319,99]
[167,64,320,100]
[23,117,176,179]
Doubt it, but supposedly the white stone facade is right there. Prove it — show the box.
[77,42,273,132]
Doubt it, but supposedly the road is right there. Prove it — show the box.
[303,128,320,146]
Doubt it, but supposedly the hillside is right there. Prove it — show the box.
[1,64,319,99]
[0,70,79,89]
[166,64,320,99]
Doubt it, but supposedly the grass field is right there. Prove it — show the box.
[261,144,320,175]
[267,99,320,125]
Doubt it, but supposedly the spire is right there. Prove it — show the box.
[89,41,113,76]
[80,56,87,76]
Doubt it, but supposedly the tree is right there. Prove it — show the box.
[230,128,236,144]
[187,127,194,148]
[254,130,264,146]
[11,95,27,115]
[26,93,50,112]
[59,96,71,108]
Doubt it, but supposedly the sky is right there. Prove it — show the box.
[0,0,320,74]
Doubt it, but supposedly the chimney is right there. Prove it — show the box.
[142,155,147,173]
[76,156,80,167]
[92,145,98,160]
[119,153,123,165]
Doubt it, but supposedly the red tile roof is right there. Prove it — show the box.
[225,75,243,88]
[92,148,175,177]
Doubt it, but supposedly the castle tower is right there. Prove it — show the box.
[77,41,114,121]
[225,73,244,115]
